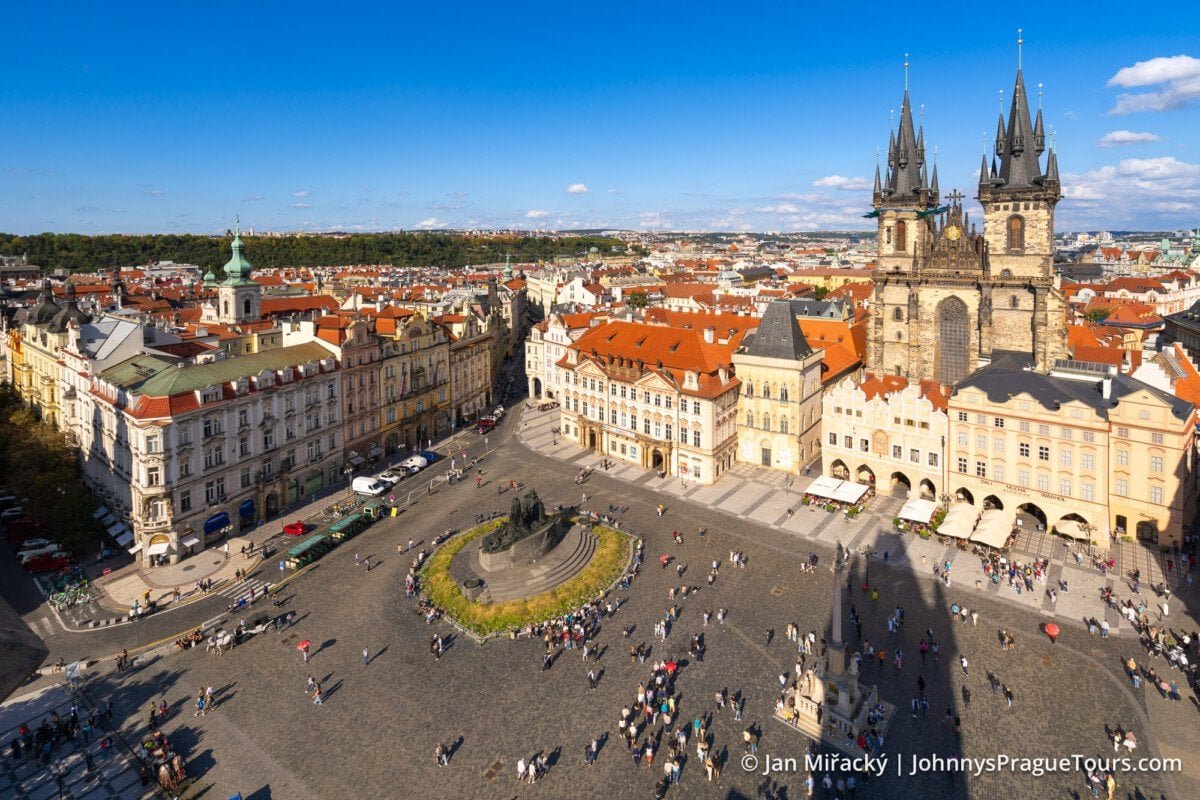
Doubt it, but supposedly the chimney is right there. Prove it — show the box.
[1101,377,1113,400]
[704,327,715,344]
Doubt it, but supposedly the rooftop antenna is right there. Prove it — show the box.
[875,146,881,166]
[998,88,1005,114]
[920,103,925,121]
[1017,28,1024,70]
[981,132,987,156]
[1038,81,1044,110]
[904,53,910,91]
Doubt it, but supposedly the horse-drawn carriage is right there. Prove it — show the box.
[140,730,187,793]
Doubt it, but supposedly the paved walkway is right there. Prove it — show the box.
[0,682,152,799]
[518,406,1193,638]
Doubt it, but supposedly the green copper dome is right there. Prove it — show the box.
[221,224,256,287]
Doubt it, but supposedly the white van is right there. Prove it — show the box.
[351,477,388,496]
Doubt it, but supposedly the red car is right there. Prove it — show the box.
[24,553,72,573]
[283,521,309,537]
[476,419,496,434]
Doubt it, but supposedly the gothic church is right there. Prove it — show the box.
[867,64,1067,385]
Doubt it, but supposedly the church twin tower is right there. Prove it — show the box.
[867,59,1067,386]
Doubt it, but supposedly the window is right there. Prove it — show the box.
[893,307,904,321]
[957,457,968,474]
[654,394,661,407]
[993,417,1005,428]
[691,430,700,447]
[643,419,650,435]
[1010,295,1019,309]
[1082,453,1095,470]
[1151,456,1163,473]
[993,464,1004,482]
[976,461,987,478]
[665,424,673,440]
[1116,427,1129,439]
[642,391,650,404]
[976,434,987,450]
[665,396,673,409]
[746,412,754,427]
[993,438,1005,453]
[829,433,837,446]
[893,445,902,459]
[1037,474,1049,491]
[1038,424,1050,436]
[1060,450,1072,468]
[957,411,968,422]
[146,467,160,486]
[1150,485,1164,505]
[895,220,907,252]
[779,418,789,435]
[1081,482,1094,501]
[1019,442,1030,458]
[653,422,662,438]
[779,387,789,402]
[202,418,221,438]
[179,490,192,512]
[180,461,192,478]
[910,448,920,463]
[1059,478,1071,496]
[204,446,225,469]
[957,431,968,446]
[1037,445,1049,461]
[264,430,275,450]
[1006,215,1025,252]
[1019,470,1030,487]
[1116,449,1129,466]
[1019,421,1030,433]
[239,437,251,457]
[1083,431,1095,443]
[146,435,160,453]
[693,401,700,414]
[610,410,617,424]
[1114,479,1128,496]
[762,414,771,431]
[928,453,938,467]
[1060,427,1072,440]
[1151,432,1164,445]
[976,414,987,425]
[241,468,252,489]
[844,435,852,449]
[860,439,869,452]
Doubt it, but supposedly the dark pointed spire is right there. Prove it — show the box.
[997,68,1042,189]
[1033,108,1046,155]
[873,163,882,194]
[1045,147,1060,182]
[885,89,923,197]
[979,153,991,187]
[995,113,1007,157]
[930,163,940,197]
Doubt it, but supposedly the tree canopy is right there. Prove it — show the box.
[0,232,624,274]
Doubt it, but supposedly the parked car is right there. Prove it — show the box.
[419,450,441,463]
[476,419,496,434]
[19,543,66,563]
[399,455,429,473]
[282,521,309,537]
[351,477,388,496]
[16,538,55,552]
[492,406,505,419]
[25,553,73,573]
[379,469,405,483]
[0,507,26,519]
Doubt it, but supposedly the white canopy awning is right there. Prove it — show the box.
[106,522,127,537]
[831,481,870,504]
[970,508,1016,549]
[1055,519,1090,540]
[898,498,938,524]
[938,503,978,539]
[92,506,110,519]
[127,542,143,555]
[146,541,170,556]
[181,536,201,548]
[805,475,844,500]
[114,531,134,547]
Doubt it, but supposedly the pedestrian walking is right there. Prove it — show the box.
[1003,685,1013,708]
[960,655,969,676]
[306,674,315,693]
[363,647,370,666]
[312,683,324,705]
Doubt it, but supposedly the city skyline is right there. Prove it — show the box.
[3,1,1199,236]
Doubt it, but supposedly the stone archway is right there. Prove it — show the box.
[983,495,1004,511]
[954,487,975,504]
[651,449,665,471]
[830,459,849,480]
[1017,502,1047,531]
[919,478,936,500]
[265,492,280,517]
[856,464,875,485]
[890,472,911,497]
[1136,521,1159,544]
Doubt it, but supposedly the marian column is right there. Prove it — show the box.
[828,542,847,675]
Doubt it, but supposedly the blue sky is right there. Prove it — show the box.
[2,1,1199,235]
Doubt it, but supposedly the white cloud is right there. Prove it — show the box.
[290,202,313,209]
[754,203,800,214]
[525,209,551,219]
[566,183,589,195]
[638,211,669,229]
[1097,130,1162,148]
[413,217,444,230]
[1107,55,1200,114]
[292,190,311,198]
[143,188,165,196]
[607,188,620,194]
[812,175,871,191]
[242,194,265,202]
[1060,156,1200,227]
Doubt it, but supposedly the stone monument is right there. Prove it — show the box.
[477,489,564,571]
[776,541,894,752]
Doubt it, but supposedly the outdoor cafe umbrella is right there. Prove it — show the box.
[297,639,311,651]
[1041,622,1060,643]
[665,660,678,675]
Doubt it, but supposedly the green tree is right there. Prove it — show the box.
[625,292,649,310]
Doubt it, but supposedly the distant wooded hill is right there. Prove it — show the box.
[0,232,624,273]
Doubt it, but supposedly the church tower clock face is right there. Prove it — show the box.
[944,224,961,241]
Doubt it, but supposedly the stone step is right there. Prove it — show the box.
[482,530,598,602]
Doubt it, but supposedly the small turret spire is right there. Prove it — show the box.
[873,162,882,194]
[1017,28,1023,71]
[904,52,909,92]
